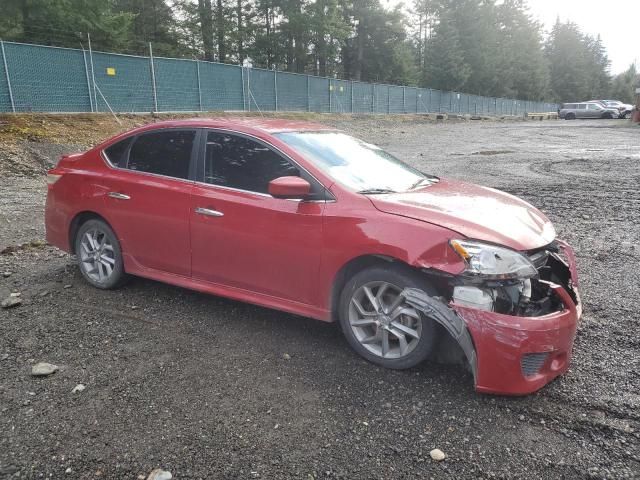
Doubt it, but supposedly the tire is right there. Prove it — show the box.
[621,112,628,119]
[602,112,613,119]
[74,219,127,289]
[565,113,575,120]
[338,264,438,369]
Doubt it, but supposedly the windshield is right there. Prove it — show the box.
[274,131,433,193]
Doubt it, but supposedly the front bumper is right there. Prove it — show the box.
[452,241,581,395]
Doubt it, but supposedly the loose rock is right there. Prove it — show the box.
[2,297,22,309]
[147,469,172,480]
[283,353,291,360]
[31,362,59,376]
[72,384,86,393]
[2,271,11,277]
[430,449,446,461]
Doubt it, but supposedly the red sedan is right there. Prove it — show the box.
[45,118,581,395]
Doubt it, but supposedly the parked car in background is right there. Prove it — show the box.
[559,102,619,120]
[45,118,581,395]
[589,100,634,118]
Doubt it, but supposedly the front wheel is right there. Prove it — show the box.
[338,265,438,369]
[75,219,127,289]
[602,112,613,119]
[565,113,575,120]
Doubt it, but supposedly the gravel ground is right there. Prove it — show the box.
[1,116,639,479]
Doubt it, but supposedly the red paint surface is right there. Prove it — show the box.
[45,118,581,395]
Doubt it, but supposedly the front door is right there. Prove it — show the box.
[190,130,325,305]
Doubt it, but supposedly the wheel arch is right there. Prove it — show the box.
[68,211,115,254]
[329,254,424,322]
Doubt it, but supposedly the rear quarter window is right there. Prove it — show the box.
[104,137,132,167]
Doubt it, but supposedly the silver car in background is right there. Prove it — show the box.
[559,102,619,120]
[590,100,634,119]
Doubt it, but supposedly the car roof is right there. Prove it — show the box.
[97,117,339,150]
[132,117,336,135]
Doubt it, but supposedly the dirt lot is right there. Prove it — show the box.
[1,114,639,479]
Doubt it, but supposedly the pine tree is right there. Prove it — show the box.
[423,10,470,91]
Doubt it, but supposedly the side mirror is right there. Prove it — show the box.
[268,176,312,199]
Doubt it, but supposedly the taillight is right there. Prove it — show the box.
[47,173,62,185]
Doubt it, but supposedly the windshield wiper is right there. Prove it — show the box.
[409,177,437,190]
[357,188,397,195]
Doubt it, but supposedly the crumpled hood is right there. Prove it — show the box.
[370,178,556,251]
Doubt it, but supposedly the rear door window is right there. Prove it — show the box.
[127,130,196,180]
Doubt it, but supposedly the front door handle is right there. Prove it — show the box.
[108,192,130,200]
[195,207,224,217]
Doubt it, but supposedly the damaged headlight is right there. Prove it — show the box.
[450,239,538,280]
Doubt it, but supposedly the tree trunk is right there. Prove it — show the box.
[237,0,243,63]
[353,19,365,81]
[216,0,226,62]
[287,32,294,71]
[265,4,272,68]
[198,0,214,61]
[293,1,305,73]
[317,33,327,77]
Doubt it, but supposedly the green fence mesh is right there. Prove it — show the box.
[0,41,559,115]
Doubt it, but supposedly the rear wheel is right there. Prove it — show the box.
[565,112,575,120]
[338,265,438,369]
[74,219,126,289]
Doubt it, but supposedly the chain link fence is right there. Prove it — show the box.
[0,40,558,115]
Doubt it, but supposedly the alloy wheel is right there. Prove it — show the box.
[79,227,116,283]
[348,281,422,359]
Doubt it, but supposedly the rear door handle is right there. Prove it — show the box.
[108,192,130,200]
[195,207,224,217]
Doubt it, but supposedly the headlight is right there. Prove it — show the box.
[450,239,538,280]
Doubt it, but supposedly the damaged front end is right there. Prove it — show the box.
[406,239,581,395]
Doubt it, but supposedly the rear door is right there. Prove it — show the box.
[102,129,198,276]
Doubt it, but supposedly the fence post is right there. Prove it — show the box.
[87,33,98,112]
[274,70,278,111]
[387,86,390,114]
[81,48,94,112]
[402,86,406,113]
[1,40,16,113]
[306,75,310,112]
[196,60,202,112]
[149,42,158,113]
[350,81,354,113]
[328,80,332,113]
[241,66,246,111]
[372,84,375,113]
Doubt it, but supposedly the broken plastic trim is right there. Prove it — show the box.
[401,287,478,385]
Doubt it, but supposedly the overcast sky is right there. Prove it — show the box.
[391,0,639,74]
